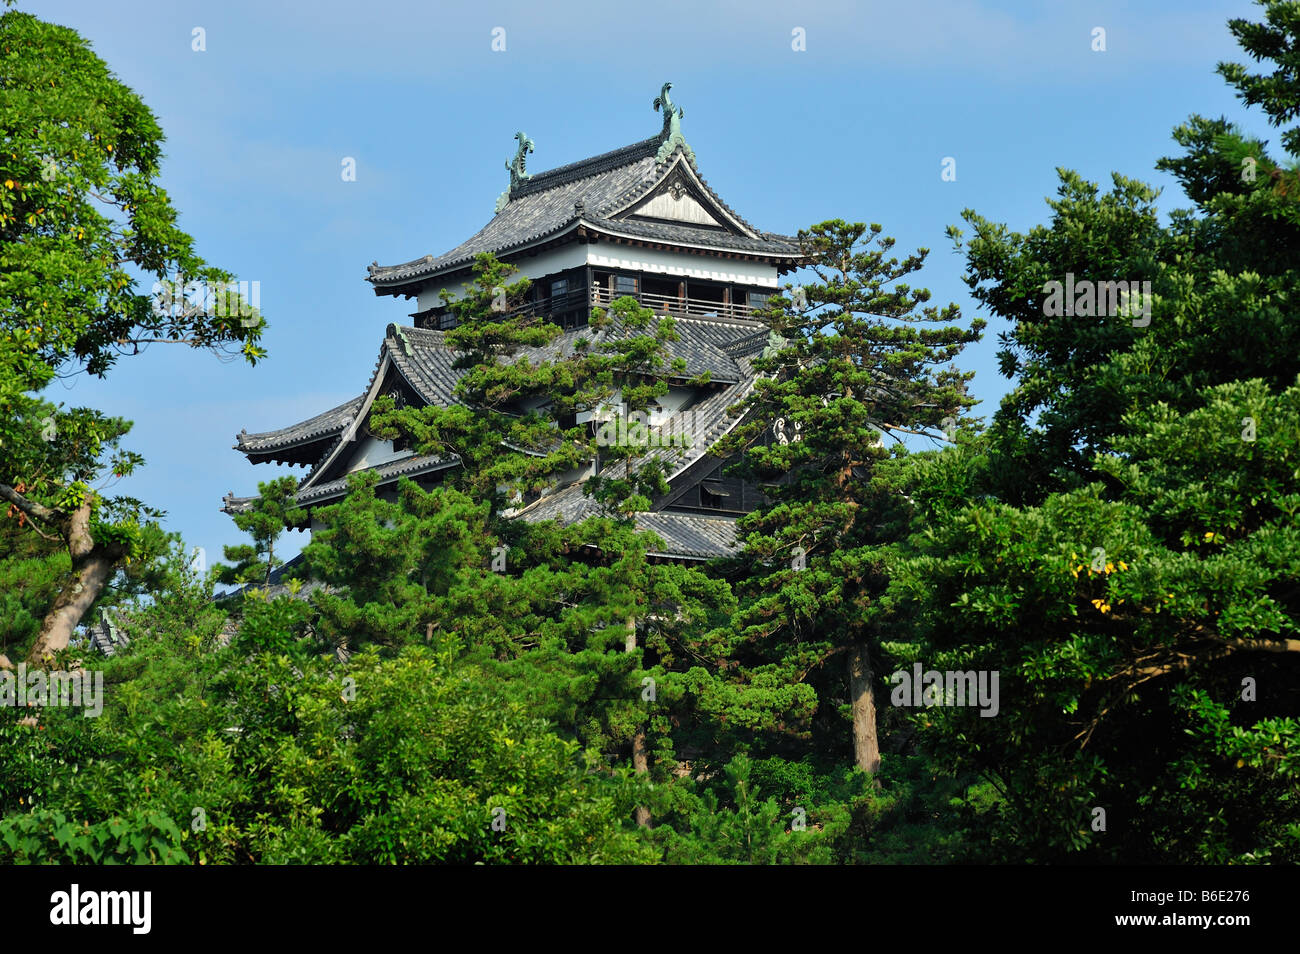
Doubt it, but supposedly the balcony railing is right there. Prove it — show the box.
[589,286,762,322]
[501,285,763,323]
[424,284,767,329]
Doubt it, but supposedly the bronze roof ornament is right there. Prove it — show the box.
[653,82,693,165]
[496,131,536,213]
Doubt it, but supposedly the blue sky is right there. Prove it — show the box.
[23,0,1267,569]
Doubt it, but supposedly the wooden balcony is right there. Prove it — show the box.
[421,283,767,330]
[588,285,763,322]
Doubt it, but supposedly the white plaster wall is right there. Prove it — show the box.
[416,243,780,311]
[586,245,779,287]
[416,245,591,311]
[346,435,409,473]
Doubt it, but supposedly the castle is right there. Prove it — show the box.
[224,84,807,563]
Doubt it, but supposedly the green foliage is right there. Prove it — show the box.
[0,809,189,864]
[14,0,1300,870]
[303,471,495,652]
[0,591,655,864]
[894,0,1300,861]
[654,754,842,864]
[0,7,267,660]
[215,476,306,587]
[709,219,982,766]
[0,8,264,413]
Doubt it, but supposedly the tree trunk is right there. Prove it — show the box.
[848,641,881,776]
[25,500,123,665]
[630,730,651,826]
[626,616,651,827]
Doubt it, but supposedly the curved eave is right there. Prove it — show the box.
[234,396,364,465]
[368,221,586,298]
[371,221,808,300]
[581,221,807,265]
[295,454,460,508]
[240,438,340,468]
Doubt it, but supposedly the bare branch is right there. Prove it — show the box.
[0,483,63,527]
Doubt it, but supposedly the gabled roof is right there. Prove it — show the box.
[233,395,364,465]
[231,315,766,508]
[393,315,764,388]
[296,453,459,506]
[511,352,761,528]
[366,140,804,296]
[636,511,739,561]
[222,454,459,515]
[229,315,769,558]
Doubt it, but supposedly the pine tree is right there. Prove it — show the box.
[215,476,307,587]
[714,220,982,775]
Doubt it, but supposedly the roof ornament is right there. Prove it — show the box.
[653,82,694,165]
[496,131,535,213]
[392,325,413,357]
[761,329,792,360]
[574,198,585,216]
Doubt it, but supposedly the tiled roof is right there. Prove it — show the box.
[636,511,739,560]
[513,490,738,560]
[232,311,766,531]
[385,325,465,405]
[515,482,600,525]
[367,141,660,288]
[234,395,364,456]
[586,216,802,255]
[233,311,767,481]
[218,554,333,603]
[295,453,459,505]
[366,139,802,292]
[512,353,760,536]
[391,316,763,389]
[222,453,459,514]
[83,610,130,657]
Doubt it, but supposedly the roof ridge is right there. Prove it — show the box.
[233,394,364,450]
[510,137,659,200]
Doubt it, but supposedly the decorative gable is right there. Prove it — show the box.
[617,156,755,236]
[626,178,724,228]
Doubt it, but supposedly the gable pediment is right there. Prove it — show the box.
[616,157,754,236]
[628,185,724,228]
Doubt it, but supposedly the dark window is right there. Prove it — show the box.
[550,278,570,299]
[614,274,638,295]
[643,275,679,298]
[700,482,727,510]
[748,291,769,309]
[694,283,724,304]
